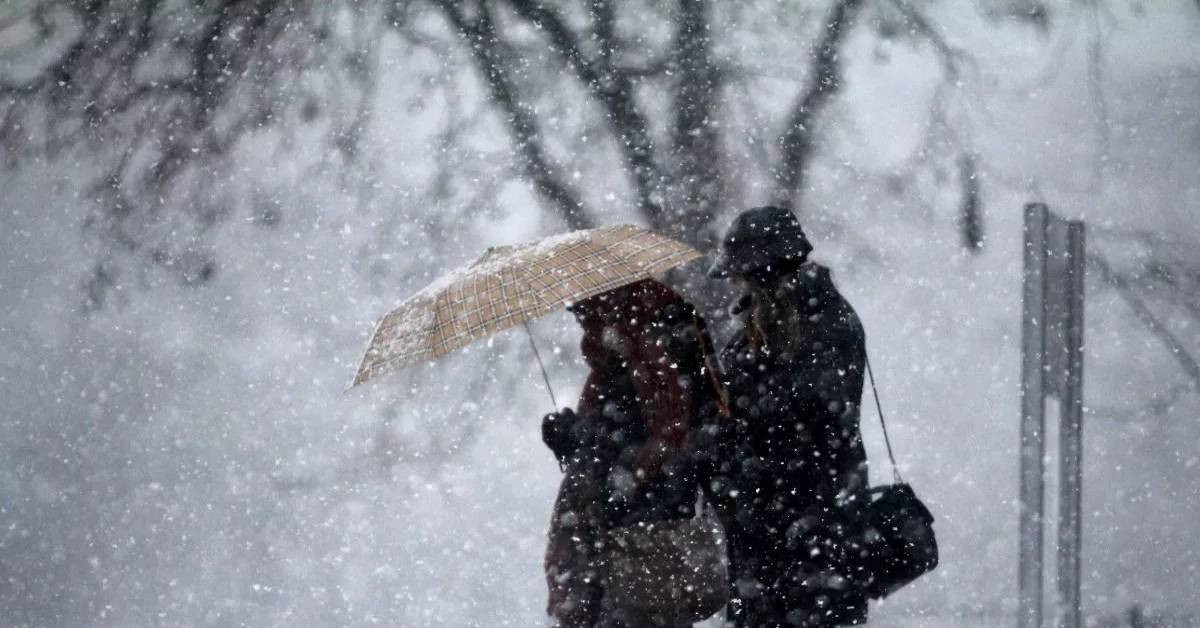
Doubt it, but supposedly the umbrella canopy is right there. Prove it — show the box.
[349,224,702,388]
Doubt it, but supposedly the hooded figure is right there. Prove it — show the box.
[709,206,869,627]
[541,279,729,628]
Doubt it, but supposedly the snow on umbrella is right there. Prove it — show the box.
[348,224,702,398]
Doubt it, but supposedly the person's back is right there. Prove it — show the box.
[722,263,868,502]
[709,207,869,627]
[542,279,727,628]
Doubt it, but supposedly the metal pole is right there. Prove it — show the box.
[523,320,559,411]
[1056,222,1085,628]
[1020,203,1049,628]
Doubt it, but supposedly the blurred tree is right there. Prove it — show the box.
[429,0,870,310]
[958,152,983,251]
[1,0,989,308]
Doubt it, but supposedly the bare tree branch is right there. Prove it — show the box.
[772,0,866,208]
[1090,252,1200,392]
[891,0,987,252]
[433,0,594,230]
[891,0,971,82]
[503,0,667,230]
[1092,226,1200,325]
[1084,0,1112,187]
[1141,266,1200,327]
[331,5,387,164]
[1087,378,1195,422]
[0,2,110,97]
[1,0,335,309]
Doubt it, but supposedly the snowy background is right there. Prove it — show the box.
[2,1,1199,626]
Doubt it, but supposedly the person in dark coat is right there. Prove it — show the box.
[708,206,870,627]
[540,279,729,628]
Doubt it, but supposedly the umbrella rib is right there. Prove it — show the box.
[523,320,558,411]
[430,289,454,361]
[348,313,388,390]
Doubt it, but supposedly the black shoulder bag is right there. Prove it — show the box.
[858,354,940,599]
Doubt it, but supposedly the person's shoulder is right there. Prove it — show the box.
[833,293,863,327]
[836,303,866,350]
[829,291,863,333]
[800,262,864,336]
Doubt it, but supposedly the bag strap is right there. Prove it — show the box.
[865,352,903,484]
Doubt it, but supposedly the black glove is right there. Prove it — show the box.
[542,407,583,464]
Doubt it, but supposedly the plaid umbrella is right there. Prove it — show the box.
[349,224,702,394]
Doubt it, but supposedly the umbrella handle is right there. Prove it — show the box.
[523,321,559,411]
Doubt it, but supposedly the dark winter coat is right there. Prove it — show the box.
[719,262,870,628]
[542,279,728,628]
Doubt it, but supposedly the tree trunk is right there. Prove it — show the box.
[666,0,723,254]
[772,0,865,210]
[959,152,984,251]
